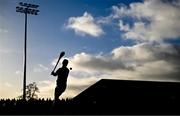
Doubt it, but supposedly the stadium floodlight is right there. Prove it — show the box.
[19,2,39,8]
[16,3,39,15]
[16,2,39,100]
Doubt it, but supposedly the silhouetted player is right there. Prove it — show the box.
[51,59,69,103]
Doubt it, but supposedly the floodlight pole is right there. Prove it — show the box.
[16,2,39,100]
[23,9,27,100]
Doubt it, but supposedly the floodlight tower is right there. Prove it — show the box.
[16,2,39,100]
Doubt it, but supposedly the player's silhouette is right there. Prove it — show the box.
[51,59,69,103]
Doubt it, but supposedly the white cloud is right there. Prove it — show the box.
[136,60,177,75]
[67,12,104,37]
[33,64,48,72]
[69,52,130,72]
[110,0,180,42]
[69,43,180,81]
[112,42,179,63]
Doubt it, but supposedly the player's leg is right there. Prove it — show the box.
[53,84,67,105]
[59,84,66,96]
[54,86,61,101]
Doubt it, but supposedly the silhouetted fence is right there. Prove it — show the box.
[0,98,76,114]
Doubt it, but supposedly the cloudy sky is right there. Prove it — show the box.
[0,0,180,99]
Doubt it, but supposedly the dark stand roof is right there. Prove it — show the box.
[73,79,180,114]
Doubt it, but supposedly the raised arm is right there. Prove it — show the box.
[51,70,59,76]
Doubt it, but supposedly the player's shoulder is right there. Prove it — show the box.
[64,67,69,73]
[61,67,69,71]
[66,67,70,71]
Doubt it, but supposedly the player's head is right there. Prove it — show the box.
[62,59,68,67]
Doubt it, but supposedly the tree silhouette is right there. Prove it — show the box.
[18,82,40,100]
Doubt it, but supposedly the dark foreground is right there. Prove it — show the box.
[1,79,180,115]
[0,97,179,115]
